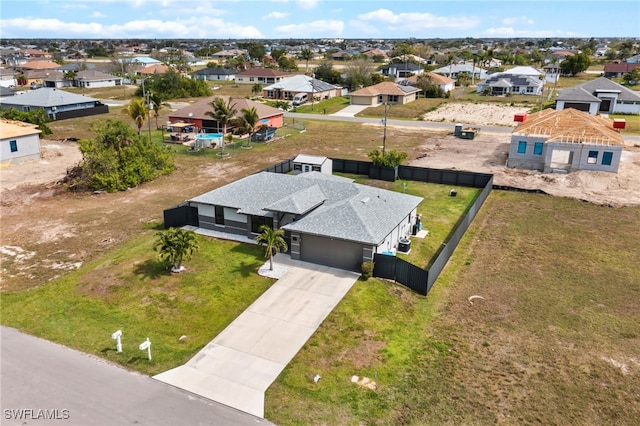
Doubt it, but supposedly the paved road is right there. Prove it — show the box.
[0,326,271,426]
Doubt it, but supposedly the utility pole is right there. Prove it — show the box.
[382,102,388,156]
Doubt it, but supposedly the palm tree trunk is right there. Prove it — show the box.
[269,253,274,271]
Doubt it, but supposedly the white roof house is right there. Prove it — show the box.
[262,75,342,102]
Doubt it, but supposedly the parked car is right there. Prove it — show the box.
[292,93,308,106]
[251,126,277,142]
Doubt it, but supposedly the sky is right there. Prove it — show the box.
[0,0,639,40]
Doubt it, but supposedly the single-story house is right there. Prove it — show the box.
[476,70,544,96]
[403,72,456,93]
[192,68,237,81]
[262,74,342,102]
[0,68,18,88]
[235,68,295,85]
[137,64,170,76]
[188,171,423,270]
[349,81,421,106]
[507,108,624,173]
[431,63,488,80]
[0,88,109,120]
[380,63,424,79]
[0,118,41,163]
[603,62,640,78]
[15,60,60,71]
[168,95,284,133]
[74,70,122,88]
[555,77,640,115]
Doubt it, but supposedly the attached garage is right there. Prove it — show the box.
[299,234,365,271]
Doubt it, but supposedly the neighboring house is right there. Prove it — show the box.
[168,95,284,133]
[292,154,332,174]
[555,77,640,115]
[626,54,640,64]
[209,49,246,63]
[0,119,41,163]
[192,68,237,81]
[16,60,59,71]
[188,171,423,270]
[137,64,170,76]
[603,62,640,78]
[349,81,421,106]
[431,63,488,80]
[0,88,109,120]
[403,72,456,93]
[362,48,388,61]
[380,63,424,79]
[0,68,17,88]
[55,63,98,72]
[74,70,122,88]
[507,108,624,173]
[476,70,544,96]
[330,50,352,61]
[235,68,295,85]
[119,56,162,66]
[262,74,342,102]
[23,49,51,59]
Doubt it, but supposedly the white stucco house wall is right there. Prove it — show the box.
[0,119,41,163]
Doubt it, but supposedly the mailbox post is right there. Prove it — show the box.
[139,338,151,360]
[111,330,122,353]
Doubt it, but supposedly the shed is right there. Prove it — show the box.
[292,154,332,175]
[0,119,41,163]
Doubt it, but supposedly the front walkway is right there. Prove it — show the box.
[154,254,360,418]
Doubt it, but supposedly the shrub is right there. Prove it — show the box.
[361,261,374,280]
[368,149,408,167]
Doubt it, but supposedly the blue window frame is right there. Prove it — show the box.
[533,142,543,155]
[517,141,527,154]
[602,151,613,166]
[588,150,598,164]
[9,140,17,152]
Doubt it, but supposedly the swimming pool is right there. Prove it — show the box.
[195,133,223,148]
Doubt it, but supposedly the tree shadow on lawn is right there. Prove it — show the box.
[228,244,267,278]
[133,259,167,280]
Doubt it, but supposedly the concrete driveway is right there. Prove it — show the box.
[154,256,360,418]
[331,104,369,117]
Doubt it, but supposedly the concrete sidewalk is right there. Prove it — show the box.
[154,256,360,418]
[331,104,369,117]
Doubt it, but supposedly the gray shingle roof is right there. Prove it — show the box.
[190,171,422,245]
[557,77,640,102]
[0,88,100,107]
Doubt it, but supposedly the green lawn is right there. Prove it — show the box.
[1,231,274,376]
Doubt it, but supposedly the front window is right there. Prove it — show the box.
[251,216,274,233]
[215,205,224,225]
[602,151,613,166]
[588,150,598,164]
[9,140,17,152]
[533,142,543,155]
[517,141,527,154]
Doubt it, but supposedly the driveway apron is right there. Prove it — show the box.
[154,257,360,418]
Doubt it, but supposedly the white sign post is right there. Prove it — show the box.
[111,330,122,353]
[139,338,151,360]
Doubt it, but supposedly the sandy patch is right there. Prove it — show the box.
[422,103,528,127]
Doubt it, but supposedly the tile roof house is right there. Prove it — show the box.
[16,60,59,71]
[403,72,456,93]
[262,74,342,102]
[235,68,295,85]
[349,81,421,106]
[0,119,42,163]
[507,108,625,173]
[137,64,170,76]
[188,171,423,270]
[0,88,109,120]
[168,95,284,133]
[555,77,640,115]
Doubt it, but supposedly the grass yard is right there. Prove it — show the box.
[265,191,640,425]
[0,232,275,376]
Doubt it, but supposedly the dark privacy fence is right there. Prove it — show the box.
[331,158,494,296]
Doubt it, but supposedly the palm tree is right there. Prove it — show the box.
[155,227,199,272]
[205,97,237,157]
[255,225,288,271]
[299,48,313,74]
[150,92,167,130]
[123,97,147,134]
[241,106,259,148]
[251,83,263,98]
